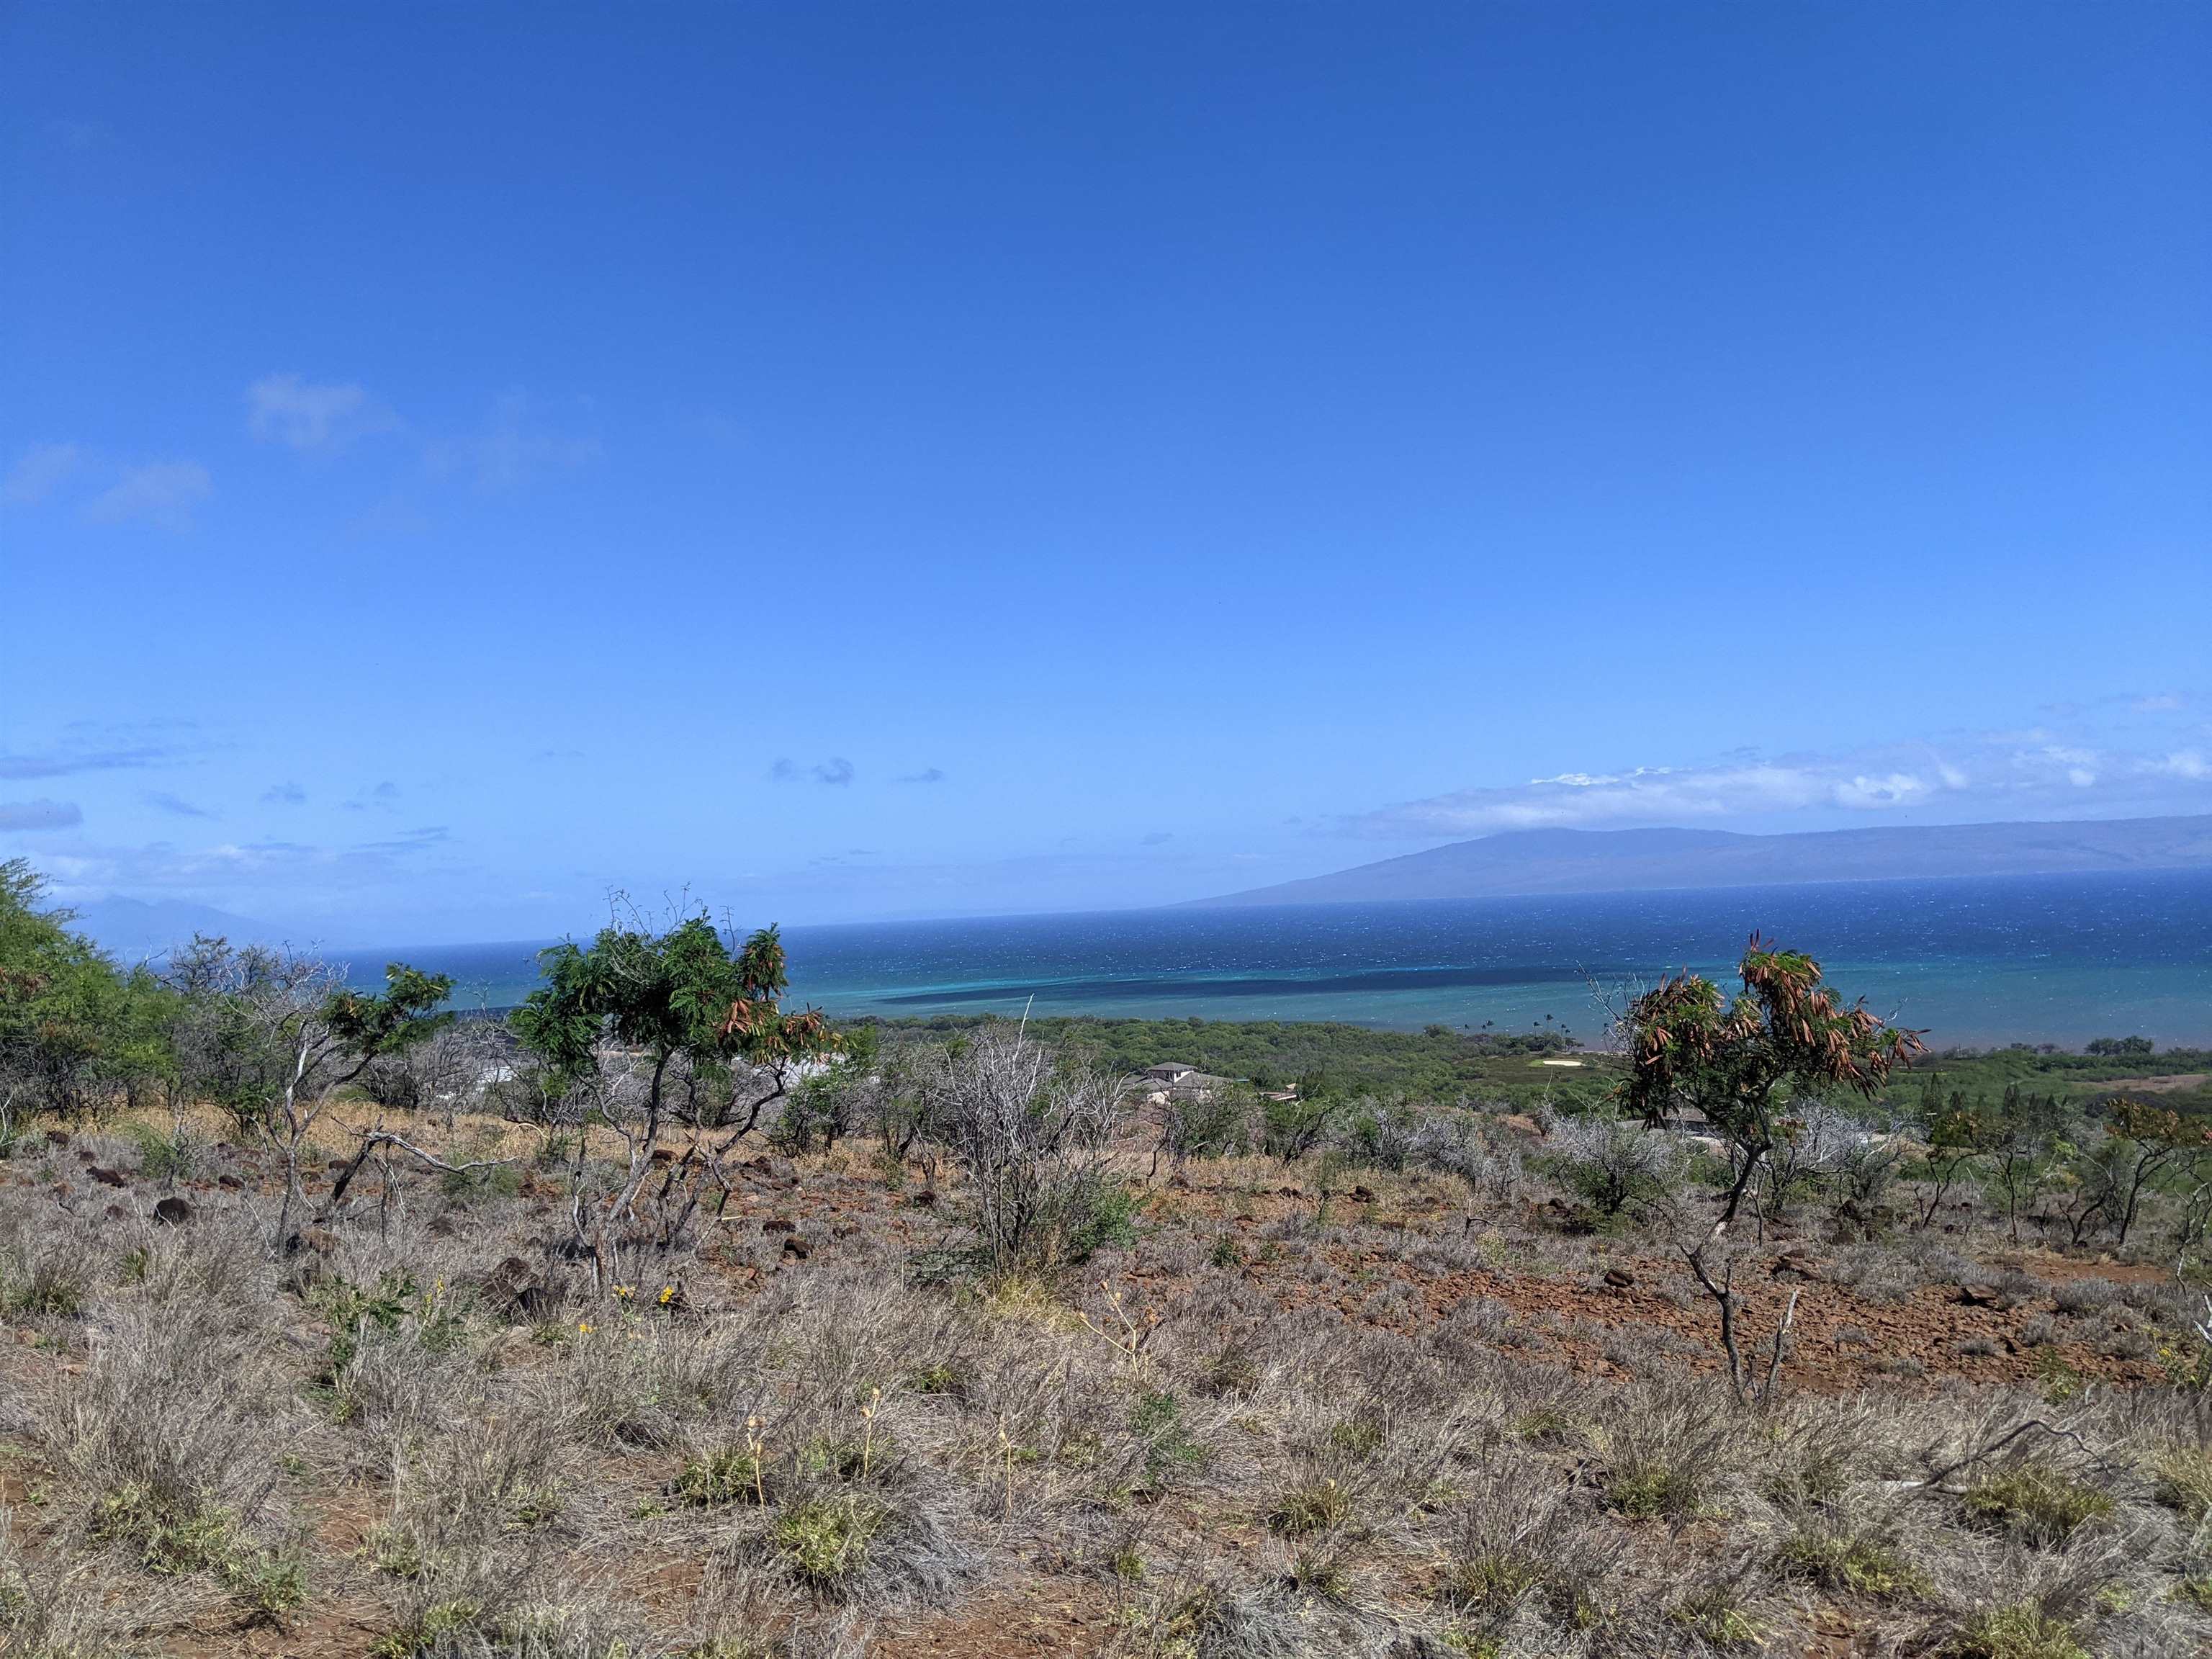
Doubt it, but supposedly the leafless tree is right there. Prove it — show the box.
[1680,1219,1799,1408]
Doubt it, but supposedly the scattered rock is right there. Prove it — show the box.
[89,1165,128,1188]
[480,1256,552,1321]
[832,1223,860,1238]
[1772,1251,1824,1282]
[42,1130,68,1146]
[1603,1267,1635,1290]
[782,1236,810,1260]
[1351,1185,1377,1202]
[217,1174,243,1190]
[1278,1186,1303,1199]
[911,1189,938,1208]
[762,1217,796,1234]
[285,1226,338,1257]
[104,1204,125,1220]
[152,1195,194,1226]
[1958,1283,2004,1308]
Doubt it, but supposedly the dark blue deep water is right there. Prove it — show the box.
[340,869,2212,1048]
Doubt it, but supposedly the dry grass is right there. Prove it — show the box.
[0,1099,2208,1659]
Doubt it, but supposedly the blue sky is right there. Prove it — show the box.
[3,2,2208,943]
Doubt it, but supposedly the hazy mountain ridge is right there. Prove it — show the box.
[70,896,276,961]
[1196,815,2212,908]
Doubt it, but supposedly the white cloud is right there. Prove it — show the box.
[1344,724,2212,840]
[247,372,397,449]
[2159,751,2210,781]
[426,392,600,491]
[86,461,211,530]
[2,441,85,503]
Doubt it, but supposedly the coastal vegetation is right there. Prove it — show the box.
[4,858,2212,1656]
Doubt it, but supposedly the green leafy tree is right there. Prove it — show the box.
[1622,935,1924,1223]
[511,907,836,1285]
[0,860,178,1123]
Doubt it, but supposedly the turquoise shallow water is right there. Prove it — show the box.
[340,869,2212,1048]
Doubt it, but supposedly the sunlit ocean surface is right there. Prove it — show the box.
[341,871,2212,1048]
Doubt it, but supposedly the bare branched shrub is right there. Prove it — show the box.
[1540,1105,1682,1219]
[1411,1111,1524,1205]
[912,1030,1126,1269]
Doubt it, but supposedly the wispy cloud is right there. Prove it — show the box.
[1342,724,2212,840]
[2,442,85,504]
[32,820,461,913]
[426,392,599,492]
[142,791,214,819]
[86,461,211,531]
[356,825,450,855]
[896,767,947,784]
[772,757,855,787]
[6,444,210,529]
[247,373,399,450]
[261,781,307,806]
[0,737,193,781]
[341,780,402,812]
[0,799,82,832]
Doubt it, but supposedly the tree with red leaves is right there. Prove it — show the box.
[1622,935,1925,1223]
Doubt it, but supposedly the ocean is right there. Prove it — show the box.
[337,868,2212,1049]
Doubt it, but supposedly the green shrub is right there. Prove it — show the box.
[771,1495,884,1596]
[1128,1389,1203,1485]
[370,1599,482,1658]
[1604,1455,1707,1520]
[1961,1465,2113,1545]
[1326,1416,1385,1462]
[1670,1584,1763,1648]
[1436,1550,1539,1614]
[1773,1529,1929,1599]
[2152,1445,2212,1522]
[121,1121,196,1182]
[675,1447,768,1508]
[1070,1179,1141,1259]
[1941,1604,2088,1659]
[1269,1478,1355,1536]
[91,1480,303,1617]
[1162,1089,1253,1159]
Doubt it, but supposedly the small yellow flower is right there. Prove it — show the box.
[613,1283,635,1300]
[657,1285,676,1306]
[577,1320,594,1336]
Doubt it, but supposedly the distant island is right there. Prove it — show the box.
[1195,813,2212,908]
